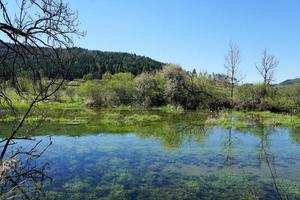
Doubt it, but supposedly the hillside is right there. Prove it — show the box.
[279,78,300,86]
[0,45,165,80]
[67,48,164,79]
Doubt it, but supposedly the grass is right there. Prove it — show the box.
[0,115,88,124]
[249,111,300,126]
[101,113,122,126]
[205,113,249,129]
[156,105,184,114]
[3,101,300,129]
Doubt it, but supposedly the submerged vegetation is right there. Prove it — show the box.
[1,119,300,199]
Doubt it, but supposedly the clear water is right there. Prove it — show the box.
[1,111,300,199]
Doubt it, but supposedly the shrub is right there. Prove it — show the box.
[76,80,103,107]
[134,73,166,108]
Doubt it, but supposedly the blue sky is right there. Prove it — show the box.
[71,0,300,83]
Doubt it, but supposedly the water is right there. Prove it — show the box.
[1,113,300,199]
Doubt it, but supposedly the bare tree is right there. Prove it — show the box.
[256,49,279,103]
[0,0,84,197]
[224,41,242,107]
[256,49,279,86]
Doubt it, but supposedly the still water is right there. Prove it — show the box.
[1,111,300,199]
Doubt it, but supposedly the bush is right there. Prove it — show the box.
[134,73,166,108]
[76,80,103,107]
[162,64,188,107]
[235,84,262,110]
[286,81,300,111]
[101,72,135,106]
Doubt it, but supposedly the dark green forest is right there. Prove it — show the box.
[0,45,164,80]
[68,48,164,79]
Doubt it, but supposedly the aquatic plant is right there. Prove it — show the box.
[205,112,248,128]
[124,114,161,125]
[156,104,184,114]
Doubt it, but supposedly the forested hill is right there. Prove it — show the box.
[0,45,164,80]
[68,48,164,79]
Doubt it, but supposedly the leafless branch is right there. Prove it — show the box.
[0,1,83,198]
[224,41,242,106]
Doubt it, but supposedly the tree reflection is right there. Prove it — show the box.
[135,121,208,151]
[255,125,271,167]
[254,126,290,200]
[224,127,234,167]
[221,124,297,199]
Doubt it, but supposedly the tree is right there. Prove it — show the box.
[224,42,242,107]
[162,64,189,108]
[102,72,135,106]
[161,64,217,110]
[256,49,279,87]
[192,68,197,75]
[185,71,215,109]
[0,0,83,197]
[255,49,279,109]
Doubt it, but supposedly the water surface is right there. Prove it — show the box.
[1,112,300,199]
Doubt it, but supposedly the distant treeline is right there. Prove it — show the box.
[0,45,164,80]
[68,48,164,79]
